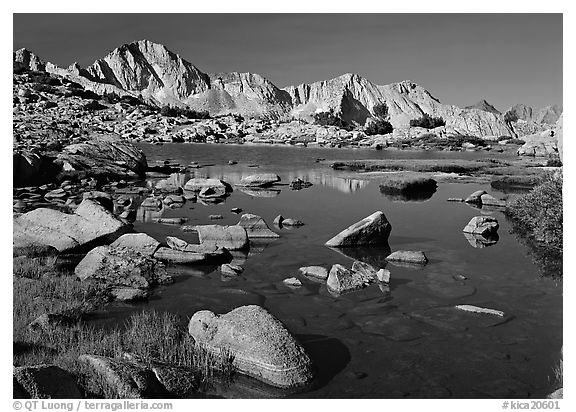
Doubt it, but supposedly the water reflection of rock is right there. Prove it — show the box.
[238,188,281,198]
[146,168,370,194]
[136,205,165,222]
[463,232,499,248]
[327,243,392,268]
[379,187,437,202]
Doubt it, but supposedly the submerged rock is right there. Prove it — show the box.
[386,250,428,265]
[13,199,128,253]
[13,364,82,399]
[237,173,281,187]
[463,216,499,236]
[194,225,249,250]
[188,305,314,388]
[237,214,279,238]
[325,211,391,247]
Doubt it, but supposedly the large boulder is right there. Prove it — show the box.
[517,129,558,157]
[237,173,281,187]
[110,233,160,256]
[194,225,249,250]
[326,263,373,294]
[237,214,279,238]
[325,211,391,247]
[188,305,314,388]
[56,134,147,177]
[75,245,171,297]
[13,364,82,399]
[13,199,129,253]
[463,216,499,236]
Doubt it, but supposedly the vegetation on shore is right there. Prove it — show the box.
[505,171,563,277]
[13,250,234,398]
[409,113,446,129]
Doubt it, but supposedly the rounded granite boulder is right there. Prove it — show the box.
[188,305,314,389]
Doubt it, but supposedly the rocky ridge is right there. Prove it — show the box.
[14,40,560,138]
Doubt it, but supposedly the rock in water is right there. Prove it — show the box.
[463,216,499,236]
[464,190,487,204]
[326,264,371,294]
[325,211,391,247]
[110,233,160,256]
[386,250,428,265]
[283,277,302,287]
[454,305,505,317]
[13,364,82,399]
[237,174,281,187]
[56,134,147,178]
[194,225,249,250]
[237,214,279,238]
[183,178,232,193]
[221,263,244,276]
[299,266,329,281]
[13,199,128,253]
[153,247,231,265]
[480,194,506,207]
[188,305,314,388]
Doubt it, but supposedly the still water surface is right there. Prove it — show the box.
[96,144,562,398]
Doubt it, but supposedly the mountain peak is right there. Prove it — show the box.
[13,48,46,72]
[465,99,501,115]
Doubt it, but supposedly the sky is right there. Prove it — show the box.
[13,13,563,111]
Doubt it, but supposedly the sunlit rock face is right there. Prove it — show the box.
[15,40,560,137]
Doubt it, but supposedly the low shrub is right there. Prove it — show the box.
[373,102,389,119]
[313,110,349,129]
[30,83,56,94]
[409,113,446,129]
[506,171,562,253]
[546,157,563,167]
[365,118,393,135]
[160,105,210,119]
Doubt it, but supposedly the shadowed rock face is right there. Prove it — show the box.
[56,134,148,178]
[13,364,82,399]
[188,305,314,389]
